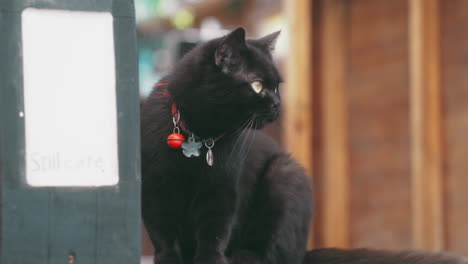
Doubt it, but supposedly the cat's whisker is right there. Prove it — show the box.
[243,117,258,161]
[231,115,254,137]
[230,116,254,156]
[231,117,252,147]
[231,118,251,154]
[244,119,258,158]
[238,115,255,154]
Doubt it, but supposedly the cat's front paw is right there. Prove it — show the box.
[154,251,181,264]
[195,254,229,264]
[230,250,262,264]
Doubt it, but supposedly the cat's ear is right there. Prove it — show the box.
[257,30,281,51]
[215,27,246,72]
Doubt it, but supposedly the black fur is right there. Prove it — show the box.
[141,28,312,264]
[305,248,468,264]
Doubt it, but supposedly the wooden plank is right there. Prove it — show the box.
[319,0,350,248]
[347,0,412,249]
[439,0,468,256]
[48,190,97,264]
[0,11,51,264]
[283,0,314,248]
[96,15,142,264]
[409,0,444,251]
[0,2,141,264]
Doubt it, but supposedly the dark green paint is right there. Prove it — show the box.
[0,1,141,263]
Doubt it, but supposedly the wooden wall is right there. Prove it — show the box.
[283,0,468,256]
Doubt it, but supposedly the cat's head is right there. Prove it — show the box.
[169,27,282,138]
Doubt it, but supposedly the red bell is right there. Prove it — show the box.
[167,133,185,149]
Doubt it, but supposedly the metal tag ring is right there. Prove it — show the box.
[204,139,215,148]
[172,110,180,125]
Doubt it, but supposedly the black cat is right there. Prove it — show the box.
[141,28,467,264]
[141,27,312,264]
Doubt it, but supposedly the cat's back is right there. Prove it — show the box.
[241,130,311,197]
[240,130,282,173]
[242,130,304,174]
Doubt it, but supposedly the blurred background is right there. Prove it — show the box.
[135,0,468,261]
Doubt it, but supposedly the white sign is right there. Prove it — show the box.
[22,8,119,186]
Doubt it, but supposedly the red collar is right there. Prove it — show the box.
[153,82,225,143]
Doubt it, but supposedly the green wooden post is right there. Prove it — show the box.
[0,1,141,263]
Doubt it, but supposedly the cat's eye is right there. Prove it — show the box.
[251,81,263,94]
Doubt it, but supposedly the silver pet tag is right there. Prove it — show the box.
[182,134,202,158]
[206,148,213,166]
[205,139,215,166]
